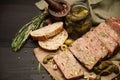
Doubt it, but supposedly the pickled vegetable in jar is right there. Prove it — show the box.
[65,2,91,39]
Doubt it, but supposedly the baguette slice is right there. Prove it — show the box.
[30,22,63,41]
[38,29,68,51]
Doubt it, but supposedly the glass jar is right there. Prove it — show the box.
[65,2,91,39]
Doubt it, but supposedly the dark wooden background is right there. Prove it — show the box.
[0,0,52,80]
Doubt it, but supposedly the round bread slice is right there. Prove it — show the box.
[38,29,68,51]
[30,22,63,41]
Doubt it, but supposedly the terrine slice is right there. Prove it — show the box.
[106,17,120,34]
[69,37,103,70]
[54,50,84,80]
[93,23,118,56]
[100,22,120,46]
[106,17,120,45]
[83,31,108,59]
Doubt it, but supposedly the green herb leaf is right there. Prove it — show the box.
[37,63,41,74]
[11,10,48,52]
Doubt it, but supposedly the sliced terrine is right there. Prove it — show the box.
[54,50,84,80]
[106,17,120,45]
[100,22,120,46]
[83,31,108,59]
[92,23,118,56]
[69,33,108,70]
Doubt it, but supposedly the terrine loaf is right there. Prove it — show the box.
[38,29,68,51]
[92,22,118,56]
[30,22,63,41]
[69,31,108,70]
[54,50,84,80]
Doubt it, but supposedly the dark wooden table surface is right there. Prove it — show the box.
[0,0,120,80]
[0,0,52,80]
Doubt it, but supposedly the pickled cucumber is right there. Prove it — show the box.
[93,67,102,74]
[93,60,119,76]
[112,64,119,74]
[100,65,113,76]
[43,55,53,64]
[98,61,113,70]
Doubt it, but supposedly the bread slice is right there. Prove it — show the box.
[38,30,68,50]
[30,22,63,41]
[38,29,68,51]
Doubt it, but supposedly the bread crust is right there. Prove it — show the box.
[30,22,64,41]
[38,45,59,51]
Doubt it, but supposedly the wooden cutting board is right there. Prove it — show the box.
[33,47,120,80]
